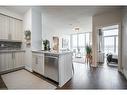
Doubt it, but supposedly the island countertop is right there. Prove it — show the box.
[32,49,73,87]
[32,50,73,55]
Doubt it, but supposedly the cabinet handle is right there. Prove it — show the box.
[36,57,38,64]
[12,53,13,59]
[12,53,15,59]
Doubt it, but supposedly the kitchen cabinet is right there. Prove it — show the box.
[58,52,73,87]
[17,20,23,41]
[0,52,24,72]
[32,53,44,75]
[0,14,9,39]
[14,52,24,68]
[0,14,23,41]
[32,50,73,87]
[0,53,13,72]
[10,18,23,41]
[9,17,15,40]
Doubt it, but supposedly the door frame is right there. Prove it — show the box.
[97,23,122,72]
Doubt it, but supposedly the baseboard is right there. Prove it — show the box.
[25,66,33,72]
[0,66,25,75]
[118,68,124,74]
[123,69,127,80]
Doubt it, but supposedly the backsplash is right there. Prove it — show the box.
[0,41,22,50]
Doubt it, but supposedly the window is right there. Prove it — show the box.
[71,32,91,57]
[104,37,114,54]
[72,35,77,48]
[78,34,85,47]
[86,33,90,45]
[103,29,118,36]
[103,26,118,55]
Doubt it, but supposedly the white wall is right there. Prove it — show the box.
[31,7,42,50]
[23,8,32,71]
[92,9,122,67]
[23,7,42,71]
[42,13,92,50]
[42,23,71,50]
[42,14,60,49]
[0,7,23,20]
[122,7,127,79]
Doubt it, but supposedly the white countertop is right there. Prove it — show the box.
[0,50,25,53]
[32,50,72,55]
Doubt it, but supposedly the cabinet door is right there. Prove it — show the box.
[0,15,9,39]
[9,18,16,40]
[10,18,23,41]
[4,16,9,39]
[14,52,24,68]
[16,20,23,41]
[36,54,44,75]
[0,53,13,72]
[32,54,37,72]
[0,14,3,39]
[32,53,44,75]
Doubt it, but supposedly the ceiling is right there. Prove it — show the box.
[1,6,31,15]
[41,6,122,34]
[1,6,122,34]
[2,6,122,15]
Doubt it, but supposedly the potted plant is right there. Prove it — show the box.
[85,45,92,54]
[43,40,50,51]
[85,45,92,64]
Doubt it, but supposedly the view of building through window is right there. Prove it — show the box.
[103,28,118,55]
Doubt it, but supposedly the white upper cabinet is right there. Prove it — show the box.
[9,17,15,40]
[9,17,23,41]
[0,14,23,41]
[16,19,23,41]
[0,14,9,39]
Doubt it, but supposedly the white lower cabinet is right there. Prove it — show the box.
[14,52,24,68]
[32,53,44,75]
[0,53,13,72]
[0,52,24,72]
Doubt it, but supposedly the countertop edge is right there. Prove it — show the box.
[32,50,73,55]
[0,50,25,53]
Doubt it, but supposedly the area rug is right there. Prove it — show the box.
[1,69,57,89]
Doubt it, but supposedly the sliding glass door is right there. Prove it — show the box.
[71,32,91,58]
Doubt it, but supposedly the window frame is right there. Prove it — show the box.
[103,32,118,54]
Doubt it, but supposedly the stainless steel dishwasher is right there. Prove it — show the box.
[44,53,59,82]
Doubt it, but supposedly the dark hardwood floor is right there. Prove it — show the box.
[0,76,7,90]
[59,62,127,89]
[0,62,127,89]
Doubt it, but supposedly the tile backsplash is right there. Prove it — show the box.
[0,41,22,50]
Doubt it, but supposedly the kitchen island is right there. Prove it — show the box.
[32,50,73,87]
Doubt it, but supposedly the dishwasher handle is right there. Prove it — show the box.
[45,56,58,59]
